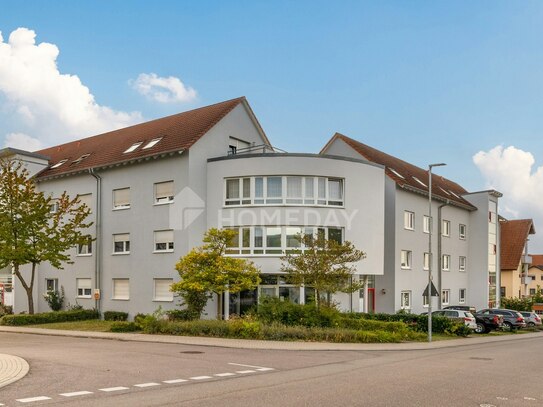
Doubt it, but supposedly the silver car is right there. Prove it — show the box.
[520,311,542,327]
[431,309,477,330]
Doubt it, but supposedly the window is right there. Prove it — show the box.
[225,178,250,206]
[400,291,411,310]
[422,294,429,308]
[400,250,412,269]
[459,256,466,272]
[154,230,174,252]
[423,216,431,234]
[404,211,415,230]
[113,233,130,254]
[45,278,58,292]
[50,159,67,169]
[266,227,282,254]
[327,178,344,206]
[388,168,405,179]
[489,243,497,255]
[459,289,466,304]
[500,286,506,297]
[442,220,450,237]
[459,224,466,240]
[77,278,92,298]
[49,200,60,214]
[286,177,303,204]
[77,194,93,213]
[142,137,162,150]
[328,228,343,245]
[71,154,90,166]
[113,188,130,209]
[124,142,142,154]
[441,289,450,305]
[154,279,173,301]
[423,252,430,270]
[266,177,282,204]
[154,181,174,204]
[442,254,450,271]
[77,241,92,256]
[112,279,129,300]
[530,288,536,296]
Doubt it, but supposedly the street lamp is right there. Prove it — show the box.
[428,162,446,342]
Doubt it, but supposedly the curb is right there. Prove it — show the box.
[1,326,541,351]
[0,353,30,389]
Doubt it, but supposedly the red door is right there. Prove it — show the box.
[367,288,375,313]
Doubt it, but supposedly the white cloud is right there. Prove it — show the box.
[5,132,43,151]
[473,145,543,249]
[0,27,143,150]
[131,73,197,103]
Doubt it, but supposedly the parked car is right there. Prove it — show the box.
[477,309,526,331]
[430,309,477,330]
[520,311,542,327]
[473,310,504,334]
[443,305,476,314]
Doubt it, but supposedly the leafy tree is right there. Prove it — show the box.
[281,233,365,309]
[0,159,92,314]
[171,228,261,319]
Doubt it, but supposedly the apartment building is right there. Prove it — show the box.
[2,97,502,316]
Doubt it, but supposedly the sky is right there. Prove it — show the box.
[1,1,542,248]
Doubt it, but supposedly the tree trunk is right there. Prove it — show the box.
[12,263,36,314]
[25,286,34,315]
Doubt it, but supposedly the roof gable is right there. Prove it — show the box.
[500,219,535,270]
[35,97,257,179]
[322,133,475,209]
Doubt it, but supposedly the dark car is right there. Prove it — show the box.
[477,308,526,331]
[443,305,476,314]
[472,311,503,334]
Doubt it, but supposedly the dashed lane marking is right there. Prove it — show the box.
[228,362,275,371]
[236,370,256,374]
[189,376,212,380]
[214,373,236,377]
[134,383,161,388]
[99,386,130,392]
[59,391,93,397]
[163,379,188,384]
[16,397,52,403]
[496,397,508,400]
[524,397,537,401]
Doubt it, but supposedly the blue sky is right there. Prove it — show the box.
[1,1,543,245]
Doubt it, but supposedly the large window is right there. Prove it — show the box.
[154,230,174,252]
[442,254,451,271]
[224,176,344,207]
[400,291,411,310]
[77,278,92,298]
[112,279,129,300]
[400,250,412,269]
[154,181,174,204]
[442,220,450,237]
[113,188,131,209]
[441,289,450,305]
[154,279,174,302]
[423,215,431,234]
[258,274,301,304]
[404,211,415,230]
[113,233,130,254]
[225,226,343,256]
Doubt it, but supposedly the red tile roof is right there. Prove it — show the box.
[529,254,543,270]
[35,97,256,179]
[500,219,535,270]
[322,133,476,209]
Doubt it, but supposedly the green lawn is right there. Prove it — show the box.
[27,320,122,332]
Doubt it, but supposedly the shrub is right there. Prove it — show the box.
[166,309,200,321]
[103,311,128,321]
[255,297,342,327]
[354,312,457,334]
[0,304,13,317]
[110,321,140,332]
[43,287,65,311]
[0,309,99,326]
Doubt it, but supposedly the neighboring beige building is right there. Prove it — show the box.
[500,218,535,299]
[527,254,543,296]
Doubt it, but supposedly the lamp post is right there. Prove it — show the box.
[428,163,446,342]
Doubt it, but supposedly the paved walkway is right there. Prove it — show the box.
[0,326,540,389]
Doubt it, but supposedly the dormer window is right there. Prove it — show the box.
[142,138,162,150]
[124,142,143,154]
[412,176,427,188]
[71,154,90,166]
[50,159,68,169]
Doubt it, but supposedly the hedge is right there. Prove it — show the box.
[0,309,100,326]
[103,311,129,321]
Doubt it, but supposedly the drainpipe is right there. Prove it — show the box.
[437,200,450,310]
[89,169,102,314]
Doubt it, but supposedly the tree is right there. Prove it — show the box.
[281,233,365,309]
[0,159,92,314]
[171,228,261,319]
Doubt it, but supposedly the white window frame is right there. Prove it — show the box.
[45,278,58,292]
[143,137,163,150]
[112,278,130,300]
[400,291,411,310]
[154,230,174,253]
[442,220,451,237]
[404,211,415,230]
[442,254,450,271]
[113,233,130,254]
[124,142,142,154]
[423,252,430,271]
[113,187,131,210]
[422,294,429,308]
[423,216,431,234]
[459,224,466,240]
[441,289,450,305]
[77,241,93,256]
[400,250,412,269]
[77,278,92,299]
[154,181,174,205]
[153,278,174,302]
[49,199,60,214]
[459,289,466,304]
[459,256,466,272]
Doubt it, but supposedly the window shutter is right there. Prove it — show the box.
[154,279,173,301]
[114,188,130,207]
[77,278,92,289]
[113,279,129,299]
[155,181,174,199]
[155,230,173,244]
[114,233,130,243]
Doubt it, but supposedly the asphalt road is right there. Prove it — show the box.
[0,332,541,406]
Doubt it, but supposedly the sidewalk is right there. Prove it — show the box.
[1,325,541,351]
[0,353,29,389]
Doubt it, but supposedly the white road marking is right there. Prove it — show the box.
[190,376,212,380]
[236,370,256,374]
[99,386,130,392]
[524,397,537,401]
[60,391,93,397]
[228,362,275,371]
[134,382,161,388]
[479,404,496,407]
[16,396,52,403]
[496,397,508,401]
[214,373,236,377]
[163,379,188,384]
